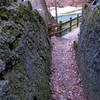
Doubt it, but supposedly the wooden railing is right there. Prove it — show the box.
[48,14,82,37]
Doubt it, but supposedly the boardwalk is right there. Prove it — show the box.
[50,28,86,100]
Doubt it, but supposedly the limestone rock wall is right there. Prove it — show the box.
[0,1,51,100]
[76,4,100,100]
[0,0,15,6]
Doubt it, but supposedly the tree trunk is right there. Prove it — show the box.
[39,0,51,25]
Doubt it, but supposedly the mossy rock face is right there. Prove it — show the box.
[0,1,51,100]
[76,4,100,100]
[0,0,15,6]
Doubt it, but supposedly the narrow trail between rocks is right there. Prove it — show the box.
[50,28,86,100]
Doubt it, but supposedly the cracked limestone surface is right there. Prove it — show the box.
[0,1,51,100]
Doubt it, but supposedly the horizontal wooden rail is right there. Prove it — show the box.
[48,14,82,37]
[62,20,71,26]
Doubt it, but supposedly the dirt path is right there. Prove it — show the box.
[50,28,86,100]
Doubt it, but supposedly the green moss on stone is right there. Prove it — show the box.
[0,1,51,100]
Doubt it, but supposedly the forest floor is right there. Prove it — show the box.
[50,28,86,100]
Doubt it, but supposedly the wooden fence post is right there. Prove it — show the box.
[59,21,62,37]
[48,24,52,35]
[70,17,72,32]
[77,14,79,27]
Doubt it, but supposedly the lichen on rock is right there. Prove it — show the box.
[76,4,100,100]
[0,1,51,100]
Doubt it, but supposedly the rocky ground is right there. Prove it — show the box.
[50,28,86,100]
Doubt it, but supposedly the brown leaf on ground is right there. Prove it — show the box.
[50,28,86,100]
